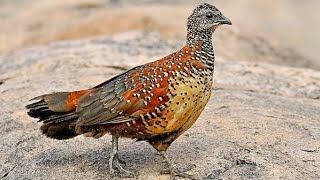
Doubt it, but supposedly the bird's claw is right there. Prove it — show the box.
[161,164,197,180]
[112,168,134,178]
[113,155,134,178]
[109,136,134,178]
[115,154,126,165]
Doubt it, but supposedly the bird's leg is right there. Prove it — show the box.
[109,136,134,177]
[159,151,175,177]
[114,137,126,165]
[159,151,196,180]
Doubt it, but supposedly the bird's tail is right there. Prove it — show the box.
[26,90,92,140]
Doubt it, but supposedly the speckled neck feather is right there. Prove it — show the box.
[186,28,215,72]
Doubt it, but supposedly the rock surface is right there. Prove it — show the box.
[0,32,319,180]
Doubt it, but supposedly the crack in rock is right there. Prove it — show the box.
[206,158,258,180]
[1,166,16,179]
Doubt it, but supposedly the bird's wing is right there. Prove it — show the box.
[76,60,171,126]
[76,65,145,126]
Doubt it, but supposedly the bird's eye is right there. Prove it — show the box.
[206,12,213,19]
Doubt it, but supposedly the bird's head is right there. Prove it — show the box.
[187,3,232,33]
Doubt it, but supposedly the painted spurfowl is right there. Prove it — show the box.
[26,3,231,179]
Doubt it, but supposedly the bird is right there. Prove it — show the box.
[26,3,231,179]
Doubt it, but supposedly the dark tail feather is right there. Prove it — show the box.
[26,94,79,140]
[26,99,56,120]
[40,121,78,140]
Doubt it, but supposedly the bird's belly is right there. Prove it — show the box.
[144,76,212,134]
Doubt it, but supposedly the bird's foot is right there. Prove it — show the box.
[161,164,197,180]
[159,151,197,179]
[115,154,126,165]
[109,153,134,178]
[114,155,134,178]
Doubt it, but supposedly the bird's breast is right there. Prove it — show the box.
[142,73,213,135]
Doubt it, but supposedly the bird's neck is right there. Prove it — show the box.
[186,29,215,72]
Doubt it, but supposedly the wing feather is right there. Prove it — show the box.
[76,66,146,126]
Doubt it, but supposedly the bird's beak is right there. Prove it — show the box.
[216,15,232,25]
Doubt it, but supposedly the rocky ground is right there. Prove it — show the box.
[0,32,319,180]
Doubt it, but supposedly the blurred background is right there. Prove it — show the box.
[1,0,319,69]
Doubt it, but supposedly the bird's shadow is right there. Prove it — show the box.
[31,134,241,178]
[32,138,162,175]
